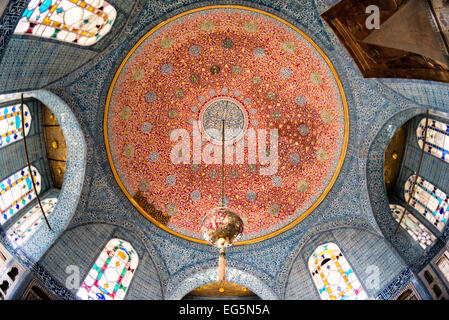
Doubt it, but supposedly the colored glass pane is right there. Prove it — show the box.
[308,242,368,300]
[390,204,436,249]
[0,165,41,225]
[76,238,138,300]
[14,0,117,46]
[7,197,57,246]
[417,118,449,163]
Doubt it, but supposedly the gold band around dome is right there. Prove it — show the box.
[104,5,349,246]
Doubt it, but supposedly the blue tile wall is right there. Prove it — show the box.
[0,0,449,299]
[0,39,97,93]
[40,0,438,300]
[0,0,28,63]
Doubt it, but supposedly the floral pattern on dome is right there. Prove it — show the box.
[106,7,347,243]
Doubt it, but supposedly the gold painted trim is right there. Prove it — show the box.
[104,5,349,246]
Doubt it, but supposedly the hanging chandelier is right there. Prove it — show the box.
[200,120,244,282]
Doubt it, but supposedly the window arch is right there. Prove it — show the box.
[390,204,436,249]
[308,242,367,300]
[0,165,41,225]
[14,0,117,46]
[0,103,32,149]
[77,238,138,300]
[417,118,449,163]
[405,175,449,232]
[7,196,57,247]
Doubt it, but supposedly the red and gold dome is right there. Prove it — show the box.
[105,5,348,244]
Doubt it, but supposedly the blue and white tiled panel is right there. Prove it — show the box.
[375,268,414,300]
[0,90,87,265]
[0,1,28,59]
[379,79,449,116]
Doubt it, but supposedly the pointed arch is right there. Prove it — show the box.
[0,103,31,150]
[0,90,86,265]
[77,238,139,300]
[7,196,57,247]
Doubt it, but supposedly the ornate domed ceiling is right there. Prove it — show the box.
[105,5,348,244]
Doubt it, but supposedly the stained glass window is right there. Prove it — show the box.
[417,118,449,163]
[0,103,32,150]
[0,165,41,225]
[77,238,138,300]
[14,0,117,46]
[308,242,368,300]
[404,175,449,232]
[390,204,436,249]
[7,197,57,247]
[0,249,6,271]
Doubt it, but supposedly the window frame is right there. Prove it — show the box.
[308,242,368,300]
[0,165,42,226]
[13,0,118,47]
[76,238,139,301]
[417,117,449,163]
[404,174,449,233]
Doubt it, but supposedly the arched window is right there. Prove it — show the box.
[0,165,41,225]
[417,118,449,163]
[390,204,436,249]
[14,0,117,46]
[436,251,449,283]
[405,175,449,232]
[308,242,368,300]
[7,196,57,247]
[77,239,138,300]
[0,103,32,149]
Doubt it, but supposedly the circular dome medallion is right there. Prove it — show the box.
[105,5,349,245]
[200,97,248,144]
